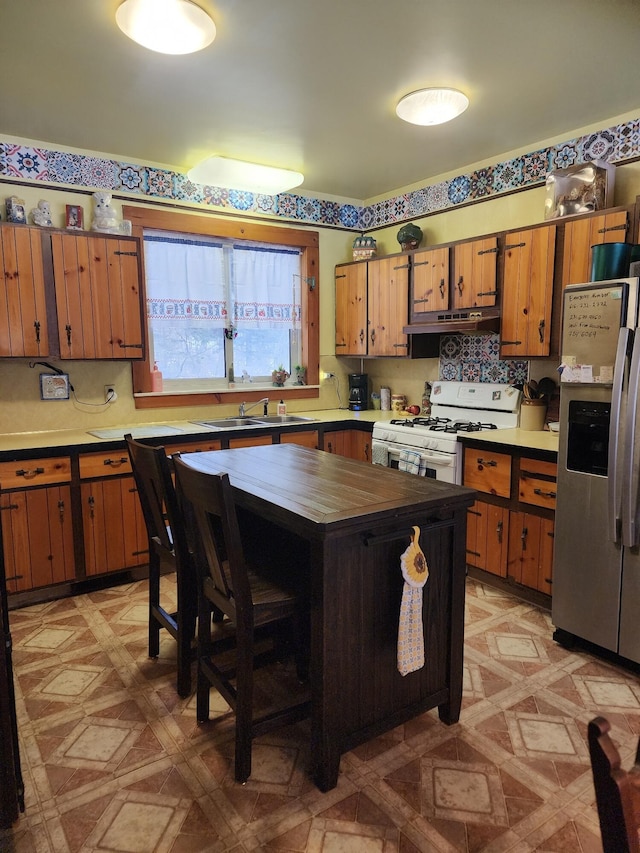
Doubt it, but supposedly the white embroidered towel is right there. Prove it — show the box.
[397,525,429,676]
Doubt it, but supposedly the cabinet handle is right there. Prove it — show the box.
[359,329,365,344]
[34,320,41,343]
[501,340,522,346]
[538,319,545,343]
[88,494,95,519]
[15,467,44,479]
[364,442,370,462]
[370,329,376,345]
[58,499,65,522]
[104,457,128,467]
[327,442,333,453]
[521,526,528,550]
[476,457,497,468]
[457,275,464,295]
[0,503,19,512]
[439,279,446,298]
[496,519,503,543]
[65,324,72,346]
[533,487,557,499]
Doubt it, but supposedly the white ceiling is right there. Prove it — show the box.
[2,0,640,202]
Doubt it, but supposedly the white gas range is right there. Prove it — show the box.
[372,381,521,484]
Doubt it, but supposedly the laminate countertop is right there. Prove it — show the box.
[457,428,559,454]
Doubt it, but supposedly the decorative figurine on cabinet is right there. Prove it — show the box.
[30,199,53,227]
[352,234,377,261]
[91,191,121,233]
[397,222,423,251]
[6,196,26,224]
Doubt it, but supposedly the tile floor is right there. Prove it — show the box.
[3,576,640,852]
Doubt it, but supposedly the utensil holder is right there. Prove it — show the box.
[520,399,547,431]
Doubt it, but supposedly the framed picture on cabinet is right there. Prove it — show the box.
[65,204,83,230]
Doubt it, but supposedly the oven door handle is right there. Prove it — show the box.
[417,452,455,466]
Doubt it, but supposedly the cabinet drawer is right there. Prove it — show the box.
[463,450,511,497]
[79,450,132,479]
[165,439,222,455]
[0,456,71,489]
[519,473,557,509]
[519,457,557,509]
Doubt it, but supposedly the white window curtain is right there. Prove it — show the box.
[231,243,301,330]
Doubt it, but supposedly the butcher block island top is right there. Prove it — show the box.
[182,443,475,790]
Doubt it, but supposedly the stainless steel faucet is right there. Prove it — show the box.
[239,397,269,417]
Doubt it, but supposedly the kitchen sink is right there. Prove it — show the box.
[192,418,263,429]
[250,415,316,425]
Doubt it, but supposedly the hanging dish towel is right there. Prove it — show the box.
[397,525,429,676]
[398,448,423,475]
[372,443,389,466]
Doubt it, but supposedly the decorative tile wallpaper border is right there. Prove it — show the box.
[1,118,639,230]
[439,333,528,385]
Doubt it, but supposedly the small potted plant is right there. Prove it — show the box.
[294,364,306,385]
[271,365,290,387]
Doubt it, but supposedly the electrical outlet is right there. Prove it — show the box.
[323,372,335,380]
[104,384,117,403]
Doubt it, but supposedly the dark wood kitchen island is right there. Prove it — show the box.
[181,443,475,791]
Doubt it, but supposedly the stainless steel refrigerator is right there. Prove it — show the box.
[553,277,640,664]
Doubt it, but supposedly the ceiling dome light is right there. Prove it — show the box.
[116,0,216,55]
[187,156,304,195]
[396,88,469,126]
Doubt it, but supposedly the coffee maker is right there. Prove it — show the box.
[348,373,369,411]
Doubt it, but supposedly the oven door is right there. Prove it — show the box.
[372,438,459,484]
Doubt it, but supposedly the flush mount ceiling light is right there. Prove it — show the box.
[396,87,469,126]
[187,156,304,195]
[116,0,216,55]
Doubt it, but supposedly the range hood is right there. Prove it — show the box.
[403,308,500,335]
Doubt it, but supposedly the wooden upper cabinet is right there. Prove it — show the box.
[0,224,50,357]
[51,232,145,360]
[410,246,450,318]
[367,255,410,356]
[561,208,629,288]
[335,262,367,356]
[501,224,557,357]
[452,236,498,309]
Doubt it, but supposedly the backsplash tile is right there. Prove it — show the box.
[439,333,527,384]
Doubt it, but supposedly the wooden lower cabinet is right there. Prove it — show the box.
[81,477,147,576]
[322,429,371,461]
[466,500,508,578]
[1,485,75,593]
[507,511,554,595]
[280,430,319,448]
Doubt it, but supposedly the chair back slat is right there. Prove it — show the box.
[589,716,640,853]
[173,456,254,631]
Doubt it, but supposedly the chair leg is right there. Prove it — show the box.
[234,638,254,783]
[148,551,161,659]
[196,599,213,722]
[176,583,197,698]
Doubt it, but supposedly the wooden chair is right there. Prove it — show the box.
[588,716,640,853]
[125,435,197,697]
[173,454,310,784]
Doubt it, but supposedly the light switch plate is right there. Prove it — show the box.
[40,373,70,400]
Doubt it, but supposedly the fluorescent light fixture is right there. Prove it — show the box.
[116,0,216,55]
[187,156,304,194]
[396,88,469,126]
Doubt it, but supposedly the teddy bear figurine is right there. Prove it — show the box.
[30,199,53,227]
[91,191,121,233]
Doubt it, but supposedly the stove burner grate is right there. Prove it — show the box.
[387,417,498,433]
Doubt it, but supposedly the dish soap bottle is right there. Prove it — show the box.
[277,399,287,416]
[150,361,163,392]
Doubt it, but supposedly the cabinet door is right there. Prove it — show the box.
[561,210,629,288]
[452,236,498,310]
[280,430,319,449]
[51,232,144,359]
[367,256,410,356]
[82,477,147,576]
[411,247,449,317]
[0,224,50,357]
[349,430,371,463]
[466,500,509,577]
[2,486,75,593]
[323,430,349,456]
[335,262,367,356]
[501,225,556,357]
[507,511,554,594]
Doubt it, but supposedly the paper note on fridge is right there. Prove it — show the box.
[560,363,613,383]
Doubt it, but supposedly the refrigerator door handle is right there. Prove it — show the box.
[623,329,640,547]
[608,327,630,542]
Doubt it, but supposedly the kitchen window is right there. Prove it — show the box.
[143,230,302,390]
[123,206,319,407]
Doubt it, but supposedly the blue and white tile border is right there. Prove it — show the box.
[1,118,639,230]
